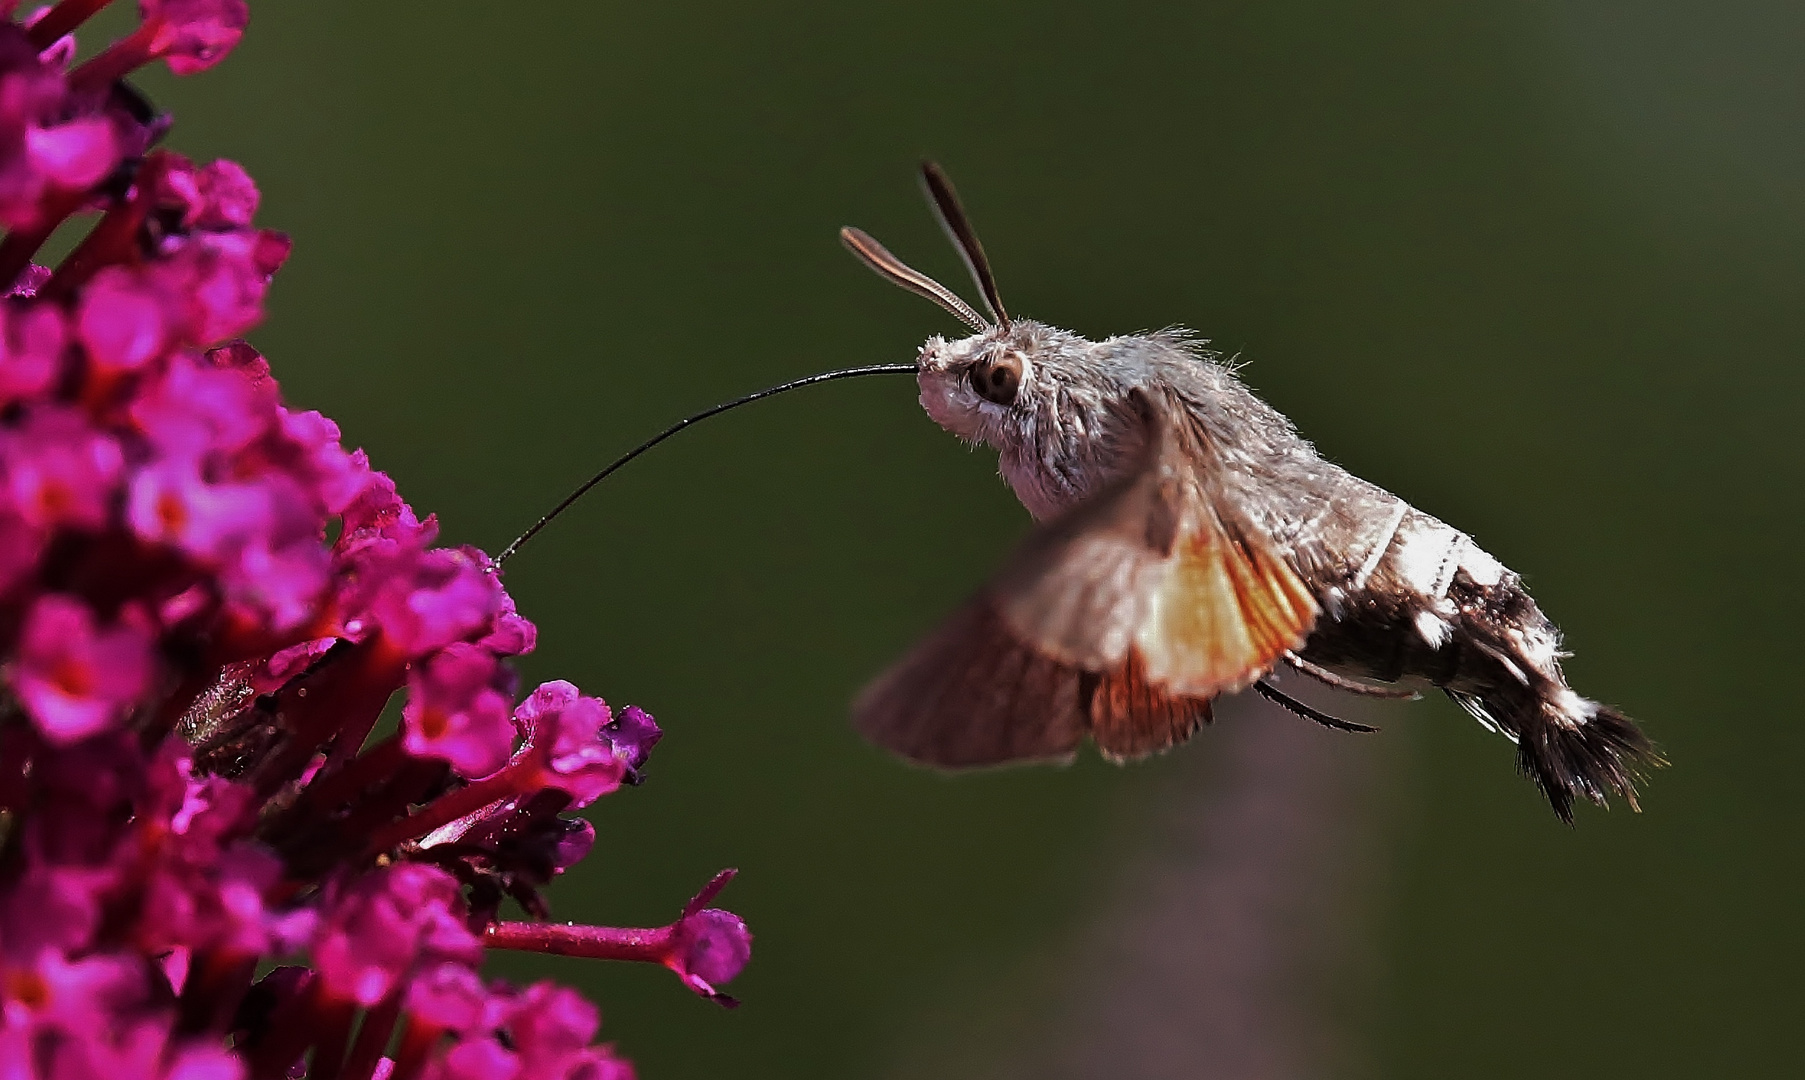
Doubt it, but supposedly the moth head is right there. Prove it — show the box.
[843,160,1050,445]
[912,324,1049,447]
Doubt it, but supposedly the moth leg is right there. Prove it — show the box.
[1253,679,1379,734]
[1284,652,1419,699]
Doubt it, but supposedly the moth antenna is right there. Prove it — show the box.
[919,160,1009,327]
[494,363,918,566]
[1253,679,1380,734]
[840,226,988,332]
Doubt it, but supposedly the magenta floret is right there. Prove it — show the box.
[0,298,63,400]
[2,405,124,528]
[313,865,482,1008]
[143,0,248,76]
[368,546,504,658]
[78,265,168,371]
[12,593,153,742]
[0,23,126,227]
[668,908,754,998]
[403,642,515,778]
[513,680,630,805]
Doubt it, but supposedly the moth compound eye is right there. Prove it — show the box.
[969,354,1022,406]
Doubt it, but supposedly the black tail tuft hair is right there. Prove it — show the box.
[1516,702,1662,824]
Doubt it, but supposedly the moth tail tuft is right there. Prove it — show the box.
[1515,697,1662,824]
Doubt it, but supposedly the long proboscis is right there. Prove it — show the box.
[495,363,919,566]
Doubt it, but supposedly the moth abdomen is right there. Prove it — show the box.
[1299,540,1659,822]
[1436,574,1659,821]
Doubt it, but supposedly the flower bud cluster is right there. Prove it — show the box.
[0,4,749,1078]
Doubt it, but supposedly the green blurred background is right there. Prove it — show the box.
[120,1,1805,1076]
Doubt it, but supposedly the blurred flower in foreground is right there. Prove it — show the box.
[0,3,749,1077]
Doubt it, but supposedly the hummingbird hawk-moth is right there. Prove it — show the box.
[842,162,1657,822]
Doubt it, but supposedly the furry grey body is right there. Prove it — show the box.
[919,320,1648,819]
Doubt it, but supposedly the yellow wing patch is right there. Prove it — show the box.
[1138,517,1319,698]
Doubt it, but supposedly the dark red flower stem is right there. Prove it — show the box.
[482,869,738,961]
[453,787,571,852]
[340,992,403,1080]
[305,995,358,1080]
[0,188,85,293]
[322,692,387,772]
[0,726,34,813]
[264,741,448,880]
[388,1016,441,1080]
[66,16,164,93]
[285,735,409,820]
[290,756,444,875]
[247,638,407,799]
[243,972,320,1080]
[359,765,531,858]
[25,0,117,50]
[206,608,315,669]
[40,167,154,303]
[484,919,677,963]
[175,949,256,1036]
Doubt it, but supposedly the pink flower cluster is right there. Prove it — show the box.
[0,3,749,1078]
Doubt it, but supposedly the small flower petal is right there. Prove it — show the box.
[10,595,153,743]
[77,265,168,373]
[25,115,116,188]
[1,405,124,529]
[403,643,515,778]
[511,681,626,807]
[145,0,249,76]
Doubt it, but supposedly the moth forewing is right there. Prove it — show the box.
[990,413,1172,670]
[852,597,1087,769]
[1135,516,1318,699]
[861,389,1321,764]
[995,531,1161,669]
[1083,652,1214,761]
